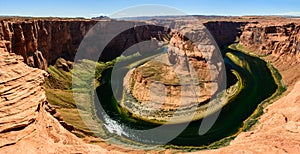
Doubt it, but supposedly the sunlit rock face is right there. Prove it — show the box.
[0,19,97,69]
[122,28,224,124]
[240,22,300,63]
[0,49,108,153]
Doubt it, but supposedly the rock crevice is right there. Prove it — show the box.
[0,19,97,69]
[0,47,108,153]
[240,22,300,63]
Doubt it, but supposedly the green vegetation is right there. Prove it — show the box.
[44,52,155,142]
[94,44,282,149]
[231,43,270,57]
[136,60,180,85]
[44,43,285,150]
[44,58,117,141]
[45,65,72,89]
[226,43,286,132]
[241,60,286,132]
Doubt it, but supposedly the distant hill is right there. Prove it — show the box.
[91,15,111,20]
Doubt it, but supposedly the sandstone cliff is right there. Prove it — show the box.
[204,21,247,47]
[240,22,300,64]
[0,19,97,69]
[122,27,225,123]
[193,80,300,154]
[0,46,113,153]
[0,19,170,69]
[2,18,299,71]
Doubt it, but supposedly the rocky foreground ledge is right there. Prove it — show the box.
[0,48,109,153]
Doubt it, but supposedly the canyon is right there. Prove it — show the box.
[122,29,223,124]
[1,16,300,153]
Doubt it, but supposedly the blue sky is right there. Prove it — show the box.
[1,0,300,18]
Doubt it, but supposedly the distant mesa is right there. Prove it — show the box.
[91,15,111,20]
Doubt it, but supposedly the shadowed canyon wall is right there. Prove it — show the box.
[0,19,170,69]
[0,19,97,69]
[1,19,300,70]
[203,21,247,47]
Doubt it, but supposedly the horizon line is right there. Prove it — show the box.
[1,14,300,19]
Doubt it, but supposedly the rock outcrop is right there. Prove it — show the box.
[0,46,114,153]
[0,19,171,69]
[0,48,47,137]
[0,19,97,69]
[2,18,299,71]
[99,24,169,61]
[204,21,247,47]
[122,28,225,124]
[240,22,300,63]
[195,81,300,154]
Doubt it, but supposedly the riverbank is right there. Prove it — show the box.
[92,43,282,150]
[196,42,300,153]
[39,41,294,153]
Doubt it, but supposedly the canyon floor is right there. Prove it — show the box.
[1,16,300,153]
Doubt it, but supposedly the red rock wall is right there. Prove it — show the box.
[240,22,300,63]
[2,18,299,70]
[0,48,111,153]
[203,21,247,47]
[0,19,169,68]
[0,19,97,69]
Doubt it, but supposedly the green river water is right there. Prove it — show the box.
[95,44,282,148]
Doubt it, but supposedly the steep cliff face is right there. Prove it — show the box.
[0,19,97,69]
[122,28,223,123]
[2,19,298,71]
[197,81,300,154]
[0,47,110,153]
[0,19,170,69]
[99,24,168,61]
[204,21,247,47]
[240,22,300,63]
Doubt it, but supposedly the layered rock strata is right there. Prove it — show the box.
[197,81,300,154]
[122,29,224,124]
[204,21,247,47]
[0,19,170,69]
[240,22,300,63]
[0,19,97,69]
[0,47,113,153]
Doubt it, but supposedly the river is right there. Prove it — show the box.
[94,44,280,148]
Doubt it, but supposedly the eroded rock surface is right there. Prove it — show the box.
[0,19,97,69]
[193,81,300,154]
[0,49,108,153]
[0,19,170,69]
[122,28,224,124]
[204,21,247,47]
[240,22,300,63]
